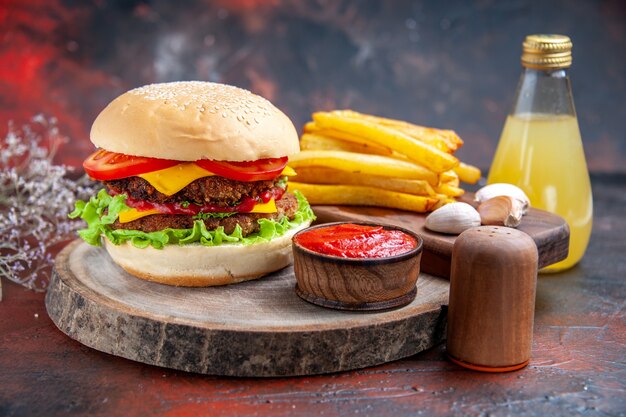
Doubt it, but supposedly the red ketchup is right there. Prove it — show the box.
[294,223,417,259]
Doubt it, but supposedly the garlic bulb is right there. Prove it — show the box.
[475,183,530,214]
[477,196,524,228]
[425,202,481,235]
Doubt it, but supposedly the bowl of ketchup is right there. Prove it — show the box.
[292,222,423,311]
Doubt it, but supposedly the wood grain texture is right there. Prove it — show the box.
[447,227,538,370]
[45,240,449,377]
[293,247,421,310]
[292,222,423,310]
[313,194,569,278]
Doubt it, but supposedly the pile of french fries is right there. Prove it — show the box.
[288,110,481,213]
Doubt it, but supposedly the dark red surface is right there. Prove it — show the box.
[1,175,625,417]
[1,0,625,171]
[1,1,625,414]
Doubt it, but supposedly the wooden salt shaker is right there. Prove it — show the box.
[447,226,538,372]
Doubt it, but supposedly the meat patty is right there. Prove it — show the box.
[105,176,278,205]
[111,191,299,236]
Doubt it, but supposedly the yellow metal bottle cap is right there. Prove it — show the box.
[521,34,572,69]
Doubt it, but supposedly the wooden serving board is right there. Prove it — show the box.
[313,198,570,278]
[46,240,449,377]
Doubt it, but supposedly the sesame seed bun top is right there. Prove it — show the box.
[90,81,300,161]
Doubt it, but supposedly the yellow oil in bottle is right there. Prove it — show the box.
[487,113,593,272]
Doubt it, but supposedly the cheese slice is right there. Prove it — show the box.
[247,198,277,213]
[139,163,214,196]
[138,163,297,197]
[118,198,278,224]
[281,166,297,177]
[118,208,161,223]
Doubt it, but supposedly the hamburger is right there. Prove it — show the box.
[70,81,314,286]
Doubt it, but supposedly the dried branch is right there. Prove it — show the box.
[0,115,97,291]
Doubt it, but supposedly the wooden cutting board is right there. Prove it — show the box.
[46,240,449,377]
[312,199,570,278]
[45,197,568,376]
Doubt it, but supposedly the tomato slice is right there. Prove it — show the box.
[83,149,180,181]
[195,156,288,182]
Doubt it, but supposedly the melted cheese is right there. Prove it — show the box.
[138,163,297,197]
[118,208,161,223]
[282,166,297,177]
[139,163,214,196]
[246,198,277,213]
[118,198,278,224]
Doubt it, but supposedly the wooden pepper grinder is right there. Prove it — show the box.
[447,226,538,372]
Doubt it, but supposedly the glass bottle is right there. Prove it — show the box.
[487,34,592,272]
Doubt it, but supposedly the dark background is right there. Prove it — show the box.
[1,0,625,171]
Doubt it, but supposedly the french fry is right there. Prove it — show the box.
[289,182,442,213]
[454,162,481,184]
[312,129,410,160]
[436,183,465,197]
[298,109,477,211]
[300,133,392,157]
[308,126,396,153]
[432,195,456,210]
[289,150,438,186]
[312,112,459,173]
[439,170,459,182]
[333,110,463,153]
[384,125,453,153]
[303,121,318,133]
[294,166,436,196]
[440,170,459,186]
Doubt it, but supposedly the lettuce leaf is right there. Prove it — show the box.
[69,189,315,249]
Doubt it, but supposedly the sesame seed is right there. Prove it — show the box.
[127,81,276,120]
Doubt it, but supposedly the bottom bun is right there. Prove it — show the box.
[103,221,311,287]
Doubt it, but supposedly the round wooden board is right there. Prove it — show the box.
[46,240,450,377]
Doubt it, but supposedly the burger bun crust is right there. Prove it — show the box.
[103,220,311,287]
[90,81,300,162]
